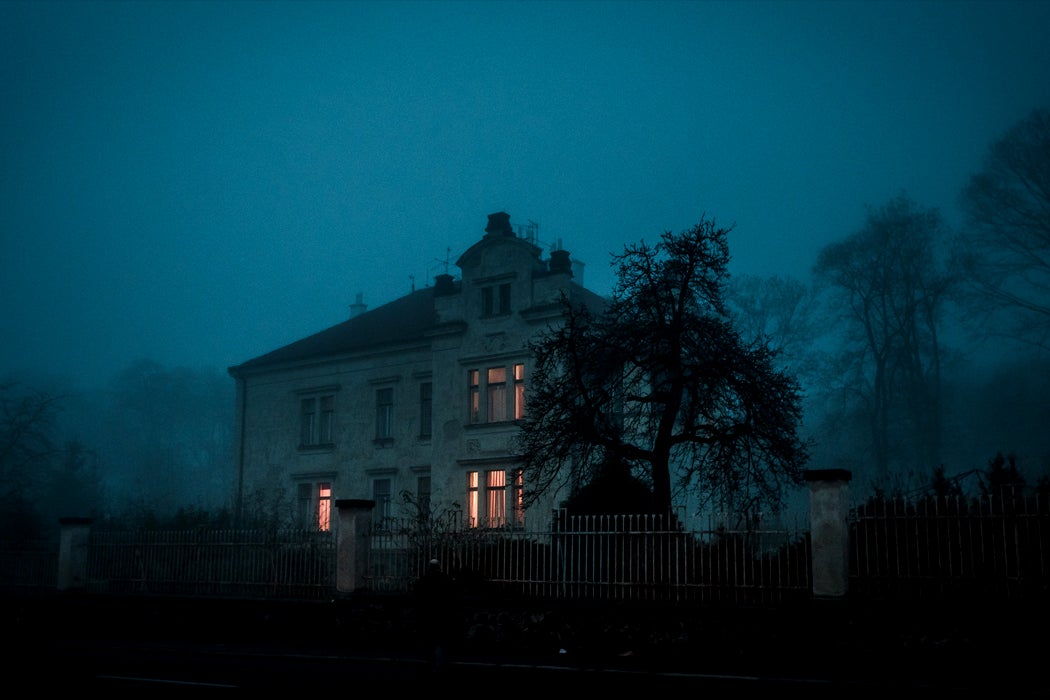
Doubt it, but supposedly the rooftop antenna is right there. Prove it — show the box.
[434,246,451,275]
[409,274,415,293]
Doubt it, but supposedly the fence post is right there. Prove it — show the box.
[804,469,852,598]
[335,499,375,594]
[57,517,93,591]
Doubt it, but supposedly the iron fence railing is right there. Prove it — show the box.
[849,492,1050,600]
[0,539,57,592]
[84,528,336,599]
[3,496,1049,603]
[366,510,812,605]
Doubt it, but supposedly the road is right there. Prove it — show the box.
[29,637,1042,694]
[8,592,1048,695]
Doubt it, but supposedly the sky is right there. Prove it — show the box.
[3,0,1049,390]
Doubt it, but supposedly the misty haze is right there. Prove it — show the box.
[2,1,1049,692]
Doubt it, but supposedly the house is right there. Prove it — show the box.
[227,212,605,532]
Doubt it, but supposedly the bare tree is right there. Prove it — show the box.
[0,381,63,505]
[518,218,809,517]
[814,194,956,481]
[0,380,103,538]
[956,106,1050,350]
[726,273,826,385]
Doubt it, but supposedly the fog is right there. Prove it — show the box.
[2,1,1048,516]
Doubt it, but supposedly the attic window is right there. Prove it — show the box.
[482,283,511,317]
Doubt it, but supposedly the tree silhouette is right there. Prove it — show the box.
[517,217,808,517]
[957,106,1050,350]
[814,194,955,480]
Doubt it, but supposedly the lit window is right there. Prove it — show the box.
[514,363,525,419]
[419,382,432,438]
[486,470,507,527]
[298,481,332,531]
[465,468,521,528]
[467,364,526,424]
[486,367,507,422]
[466,471,479,527]
[375,387,394,440]
[317,482,331,532]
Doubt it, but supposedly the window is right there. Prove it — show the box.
[375,387,394,440]
[319,395,334,443]
[514,363,525,419]
[297,481,332,531]
[468,370,480,424]
[297,483,312,527]
[317,482,332,531]
[300,394,335,447]
[300,399,315,446]
[481,282,511,316]
[467,363,525,424]
[419,382,432,438]
[467,471,479,525]
[486,367,507,422]
[416,475,431,522]
[486,470,507,527]
[373,478,392,528]
[465,468,522,528]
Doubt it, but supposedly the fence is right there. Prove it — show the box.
[0,540,57,593]
[366,509,811,605]
[849,491,1050,601]
[83,527,336,599]
[5,472,1049,602]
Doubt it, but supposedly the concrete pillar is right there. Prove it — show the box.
[804,469,852,598]
[57,517,93,591]
[335,499,375,594]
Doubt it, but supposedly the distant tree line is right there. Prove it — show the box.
[1,360,235,541]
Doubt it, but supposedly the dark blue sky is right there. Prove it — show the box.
[3,0,1049,388]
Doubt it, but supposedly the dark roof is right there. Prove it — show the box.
[229,279,608,376]
[230,287,438,373]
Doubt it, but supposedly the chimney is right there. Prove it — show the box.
[549,249,572,275]
[350,292,367,318]
[571,258,585,287]
[485,211,513,238]
[434,273,456,296]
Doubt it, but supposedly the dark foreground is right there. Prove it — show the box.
[5,590,1047,693]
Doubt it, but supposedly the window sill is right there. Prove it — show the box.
[298,443,335,453]
[372,437,395,448]
[465,419,522,430]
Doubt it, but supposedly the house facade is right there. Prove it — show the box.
[227,212,605,532]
